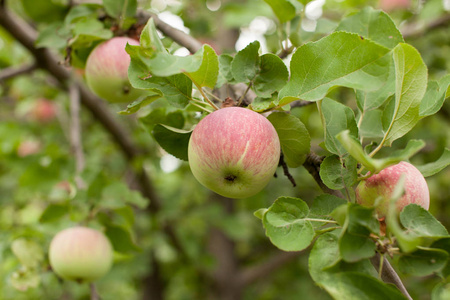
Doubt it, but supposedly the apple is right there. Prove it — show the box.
[85,37,145,103]
[30,98,57,122]
[49,226,113,282]
[188,107,280,199]
[17,140,41,157]
[355,161,430,220]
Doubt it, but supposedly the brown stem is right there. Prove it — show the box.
[0,63,37,81]
[279,152,296,187]
[370,253,413,300]
[89,283,100,300]
[69,83,86,190]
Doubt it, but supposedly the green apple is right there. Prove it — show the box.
[85,37,145,103]
[49,226,113,282]
[356,161,430,220]
[188,107,281,199]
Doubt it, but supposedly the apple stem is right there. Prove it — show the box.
[303,218,338,224]
[184,73,219,110]
[190,101,214,113]
[90,283,100,300]
[204,89,223,102]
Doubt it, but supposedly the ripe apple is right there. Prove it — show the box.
[17,139,41,157]
[188,107,281,199]
[49,226,113,282]
[85,37,145,103]
[355,161,430,220]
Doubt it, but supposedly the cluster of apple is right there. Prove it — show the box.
[51,36,430,285]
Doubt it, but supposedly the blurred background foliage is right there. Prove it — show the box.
[0,0,449,299]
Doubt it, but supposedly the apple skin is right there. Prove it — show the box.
[380,0,410,12]
[355,161,430,220]
[188,107,280,199]
[49,226,113,282]
[85,37,144,103]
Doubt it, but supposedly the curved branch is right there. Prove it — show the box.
[0,63,38,81]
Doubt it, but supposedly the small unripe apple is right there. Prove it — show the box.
[30,99,57,122]
[188,107,280,199]
[49,226,113,282]
[85,37,144,103]
[356,161,430,220]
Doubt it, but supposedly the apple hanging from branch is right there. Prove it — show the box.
[48,226,113,282]
[356,161,430,220]
[188,107,281,199]
[85,37,145,103]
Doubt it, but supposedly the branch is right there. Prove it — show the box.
[89,283,100,300]
[0,63,37,81]
[402,14,450,38]
[370,253,413,300]
[237,251,301,287]
[69,83,86,190]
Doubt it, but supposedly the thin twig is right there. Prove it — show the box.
[69,83,86,189]
[279,152,296,187]
[90,283,100,300]
[0,63,37,81]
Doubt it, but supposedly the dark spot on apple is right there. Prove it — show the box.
[123,85,130,94]
[225,174,237,182]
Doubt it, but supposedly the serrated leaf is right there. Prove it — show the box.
[139,19,166,52]
[400,204,448,238]
[253,53,289,97]
[398,247,448,277]
[417,148,450,177]
[358,109,384,139]
[279,32,390,105]
[310,194,347,217]
[188,44,219,89]
[336,7,404,49]
[39,203,69,223]
[216,54,235,88]
[267,112,310,167]
[69,18,113,47]
[321,98,358,156]
[420,74,450,117]
[231,41,260,83]
[262,196,314,251]
[263,0,296,23]
[103,0,137,19]
[382,43,428,145]
[250,96,277,112]
[152,124,192,161]
[320,155,358,190]
[320,272,408,300]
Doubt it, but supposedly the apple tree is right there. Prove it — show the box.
[1,0,450,299]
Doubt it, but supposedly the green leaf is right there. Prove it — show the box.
[187,44,219,89]
[65,4,99,25]
[320,155,358,191]
[337,130,425,173]
[103,0,137,19]
[216,54,235,87]
[253,54,289,98]
[320,272,408,300]
[152,124,193,161]
[69,18,113,47]
[231,41,260,83]
[139,108,185,133]
[35,22,71,49]
[400,204,448,238]
[358,109,384,139]
[279,31,390,105]
[263,0,296,23]
[139,19,166,52]
[432,282,450,300]
[420,74,450,117]
[262,196,314,251]
[382,43,428,145]
[336,7,404,49]
[398,247,448,276]
[310,194,347,217]
[118,94,162,115]
[417,148,450,177]
[321,98,358,156]
[39,203,69,223]
[11,239,44,268]
[431,238,450,278]
[105,224,140,253]
[267,112,310,168]
[250,96,277,112]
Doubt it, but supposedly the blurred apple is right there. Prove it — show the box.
[380,0,410,12]
[85,37,145,103]
[30,99,57,122]
[49,226,113,282]
[17,140,41,157]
